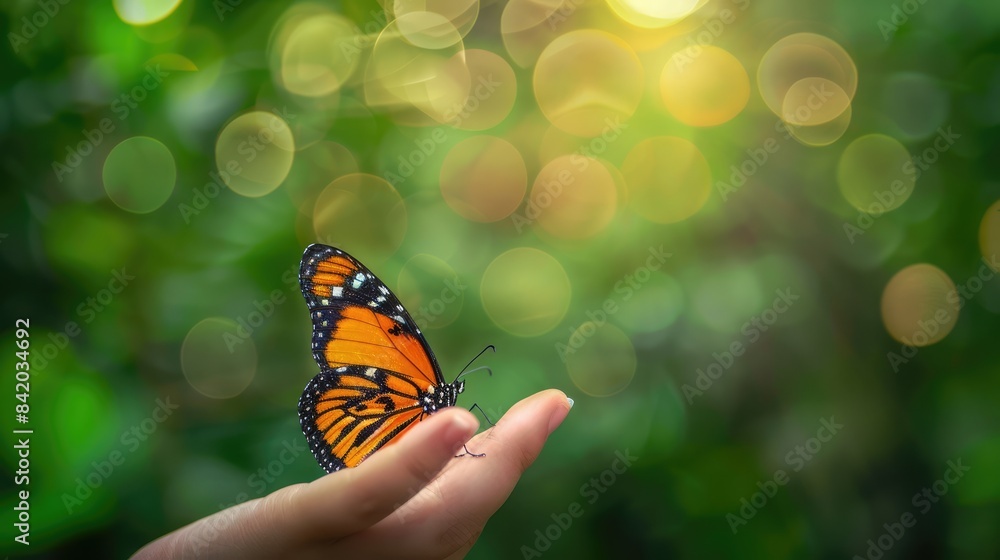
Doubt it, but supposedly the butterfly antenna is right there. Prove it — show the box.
[456,366,492,382]
[454,344,496,382]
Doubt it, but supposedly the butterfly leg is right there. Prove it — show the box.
[454,404,490,459]
[455,443,486,459]
[468,403,496,428]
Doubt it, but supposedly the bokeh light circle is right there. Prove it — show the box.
[500,0,570,68]
[534,30,643,137]
[393,0,480,41]
[689,265,763,333]
[313,173,407,260]
[394,10,464,50]
[605,0,707,28]
[622,136,711,223]
[882,72,949,140]
[781,77,852,126]
[617,272,685,333]
[366,13,469,122]
[279,14,360,97]
[838,134,915,214]
[396,254,464,330]
[285,141,359,215]
[450,49,518,131]
[980,200,1000,272]
[529,155,618,239]
[481,248,571,337]
[565,322,636,397]
[215,111,295,197]
[181,317,257,399]
[881,264,960,347]
[102,136,176,214]
[440,136,527,222]
[784,102,852,147]
[661,46,750,127]
[758,33,857,122]
[113,0,183,25]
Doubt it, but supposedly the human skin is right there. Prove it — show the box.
[133,389,573,559]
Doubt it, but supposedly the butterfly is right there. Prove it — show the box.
[297,243,491,473]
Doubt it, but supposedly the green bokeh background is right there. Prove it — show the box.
[3,0,1000,558]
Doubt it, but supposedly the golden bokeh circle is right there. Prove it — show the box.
[758,33,857,123]
[781,77,852,126]
[394,10,464,50]
[215,111,296,197]
[393,0,480,41]
[837,134,915,214]
[113,0,183,25]
[313,173,407,261]
[500,0,568,68]
[181,317,257,399]
[622,136,712,223]
[534,29,643,137]
[785,102,853,147]
[279,13,361,97]
[285,141,359,215]
[480,248,571,337]
[660,45,750,127]
[605,0,707,28]
[980,200,1000,272]
[102,136,176,214]
[396,254,465,330]
[440,136,527,222]
[529,155,618,239]
[881,264,960,347]
[450,49,518,131]
[366,13,469,122]
[565,322,636,397]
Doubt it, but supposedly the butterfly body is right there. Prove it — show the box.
[297,243,468,473]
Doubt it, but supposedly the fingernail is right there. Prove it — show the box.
[547,395,573,435]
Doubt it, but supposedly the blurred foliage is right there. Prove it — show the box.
[2,0,1000,558]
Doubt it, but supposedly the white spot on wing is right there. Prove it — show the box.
[365,367,376,377]
[331,287,343,297]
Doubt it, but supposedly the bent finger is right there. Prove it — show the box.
[293,407,479,541]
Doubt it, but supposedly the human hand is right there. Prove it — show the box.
[132,389,573,559]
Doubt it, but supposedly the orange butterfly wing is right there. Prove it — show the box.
[299,366,424,470]
[297,244,450,472]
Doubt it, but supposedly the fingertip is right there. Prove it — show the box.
[546,390,573,435]
[444,407,479,450]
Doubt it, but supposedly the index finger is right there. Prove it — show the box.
[292,406,479,541]
[445,389,573,516]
